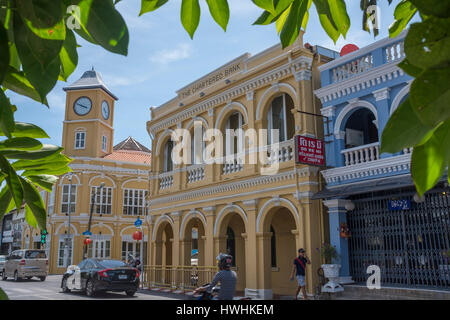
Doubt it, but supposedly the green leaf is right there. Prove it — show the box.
[253,10,278,25]
[397,58,424,78]
[181,0,201,39]
[75,0,129,56]
[0,90,15,139]
[0,23,9,84]
[0,186,13,220]
[253,0,277,16]
[2,144,63,160]
[13,157,71,171]
[25,204,38,229]
[23,165,72,177]
[27,175,58,193]
[280,0,309,48]
[276,4,292,35]
[389,1,417,38]
[0,137,43,151]
[404,18,450,70]
[2,67,49,106]
[206,0,230,32]
[0,155,23,209]
[8,43,21,71]
[275,0,295,15]
[409,0,450,19]
[411,120,450,196]
[313,0,340,43]
[10,122,49,139]
[16,0,66,40]
[327,0,350,38]
[20,176,46,230]
[139,0,169,16]
[409,68,450,127]
[13,14,62,102]
[380,97,432,154]
[59,29,78,81]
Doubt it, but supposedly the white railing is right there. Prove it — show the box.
[187,164,205,183]
[266,139,294,164]
[332,54,373,83]
[341,142,380,166]
[385,41,405,63]
[159,172,174,190]
[222,155,244,175]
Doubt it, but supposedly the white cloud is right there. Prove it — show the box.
[102,74,149,87]
[149,43,193,65]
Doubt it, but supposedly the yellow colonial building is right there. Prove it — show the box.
[21,69,152,274]
[146,33,334,298]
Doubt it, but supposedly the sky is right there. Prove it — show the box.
[10,0,414,151]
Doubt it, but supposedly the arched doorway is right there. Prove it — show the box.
[182,216,206,266]
[216,211,247,293]
[154,221,174,266]
[262,206,298,297]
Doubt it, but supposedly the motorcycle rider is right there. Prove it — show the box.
[194,253,237,300]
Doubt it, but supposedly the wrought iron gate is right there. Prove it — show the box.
[347,186,450,290]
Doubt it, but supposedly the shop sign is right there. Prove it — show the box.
[388,199,411,211]
[294,135,325,166]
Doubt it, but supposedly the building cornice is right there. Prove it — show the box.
[69,162,150,176]
[149,56,313,135]
[321,154,411,185]
[314,62,406,105]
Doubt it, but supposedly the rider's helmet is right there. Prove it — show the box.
[216,253,233,270]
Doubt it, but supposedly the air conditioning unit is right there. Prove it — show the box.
[346,128,364,148]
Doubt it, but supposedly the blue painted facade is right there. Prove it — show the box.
[315,31,413,282]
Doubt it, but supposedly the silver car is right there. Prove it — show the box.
[0,255,6,275]
[2,250,48,281]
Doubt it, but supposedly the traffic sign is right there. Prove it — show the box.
[134,217,143,227]
[82,230,92,236]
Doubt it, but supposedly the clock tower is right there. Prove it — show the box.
[62,68,118,158]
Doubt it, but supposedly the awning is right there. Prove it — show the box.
[312,174,415,199]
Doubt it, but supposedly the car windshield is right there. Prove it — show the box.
[97,260,127,268]
[25,250,46,259]
[0,256,5,262]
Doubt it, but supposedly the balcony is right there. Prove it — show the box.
[341,142,380,166]
[187,164,205,183]
[159,172,174,190]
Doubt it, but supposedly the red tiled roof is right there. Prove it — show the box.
[103,150,151,165]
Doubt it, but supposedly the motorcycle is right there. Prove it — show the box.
[195,283,251,300]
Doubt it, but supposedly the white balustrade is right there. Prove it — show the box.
[187,164,205,183]
[341,142,380,166]
[222,156,244,175]
[159,173,174,190]
[403,147,413,154]
[332,54,373,83]
[385,41,405,63]
[267,139,294,164]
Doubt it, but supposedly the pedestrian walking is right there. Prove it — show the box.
[290,248,311,300]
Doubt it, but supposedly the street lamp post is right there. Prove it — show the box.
[83,182,105,259]
[65,173,73,268]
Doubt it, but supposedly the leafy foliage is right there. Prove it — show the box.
[317,243,339,264]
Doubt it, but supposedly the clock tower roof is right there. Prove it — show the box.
[63,68,118,101]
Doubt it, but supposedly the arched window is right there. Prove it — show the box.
[270,225,277,267]
[268,93,295,144]
[344,109,378,149]
[163,140,174,172]
[225,112,244,156]
[226,227,236,267]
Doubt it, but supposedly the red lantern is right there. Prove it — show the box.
[340,223,351,239]
[133,230,142,241]
[84,238,92,245]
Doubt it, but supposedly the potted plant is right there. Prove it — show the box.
[317,243,343,293]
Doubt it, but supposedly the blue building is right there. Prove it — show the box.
[313,30,450,291]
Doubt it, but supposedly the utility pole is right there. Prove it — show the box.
[65,173,73,267]
[83,183,104,259]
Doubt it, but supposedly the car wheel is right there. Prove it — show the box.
[14,271,21,282]
[26,276,32,280]
[62,277,71,293]
[86,280,95,297]
[125,290,136,297]
[39,276,46,281]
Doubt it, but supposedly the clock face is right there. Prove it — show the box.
[102,100,110,120]
[73,97,92,116]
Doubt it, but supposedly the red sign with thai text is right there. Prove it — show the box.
[294,135,325,166]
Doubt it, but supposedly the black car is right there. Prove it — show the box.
[61,258,140,297]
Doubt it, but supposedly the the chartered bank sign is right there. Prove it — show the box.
[177,55,248,100]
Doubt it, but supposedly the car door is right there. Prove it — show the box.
[80,260,94,290]
[5,251,17,276]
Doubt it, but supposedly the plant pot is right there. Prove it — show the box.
[321,264,343,293]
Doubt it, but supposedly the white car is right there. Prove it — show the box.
[0,255,6,275]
